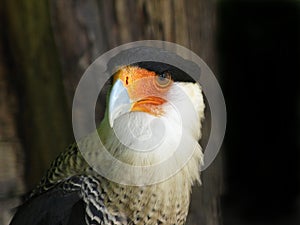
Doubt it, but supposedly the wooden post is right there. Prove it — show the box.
[1,1,222,224]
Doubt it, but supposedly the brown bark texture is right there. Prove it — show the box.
[0,1,222,225]
[0,3,25,224]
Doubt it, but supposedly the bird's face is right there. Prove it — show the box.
[109,65,174,126]
[106,63,204,165]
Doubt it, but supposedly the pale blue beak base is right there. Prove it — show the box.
[108,79,131,127]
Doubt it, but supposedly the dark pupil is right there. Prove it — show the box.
[159,74,166,81]
[159,73,168,81]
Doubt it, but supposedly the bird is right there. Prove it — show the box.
[9,61,205,225]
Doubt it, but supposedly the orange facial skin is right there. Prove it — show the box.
[113,66,173,116]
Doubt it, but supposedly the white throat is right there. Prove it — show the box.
[96,82,205,185]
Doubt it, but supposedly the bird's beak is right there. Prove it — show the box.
[108,79,131,127]
[109,66,170,127]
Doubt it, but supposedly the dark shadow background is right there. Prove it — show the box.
[218,1,300,225]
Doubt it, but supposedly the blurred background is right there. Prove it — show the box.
[0,0,299,225]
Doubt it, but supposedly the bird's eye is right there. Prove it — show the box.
[155,71,172,87]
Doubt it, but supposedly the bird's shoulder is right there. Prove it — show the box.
[30,142,91,198]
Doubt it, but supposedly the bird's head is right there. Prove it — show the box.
[109,65,174,126]
[101,62,205,168]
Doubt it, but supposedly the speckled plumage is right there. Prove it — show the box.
[10,64,205,225]
[28,125,202,225]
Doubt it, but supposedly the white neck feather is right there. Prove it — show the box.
[96,82,205,186]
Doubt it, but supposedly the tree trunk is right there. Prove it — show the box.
[1,1,222,224]
[2,0,73,189]
[0,22,25,225]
